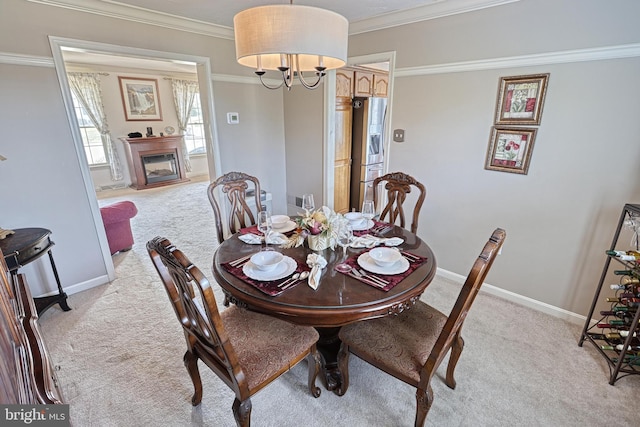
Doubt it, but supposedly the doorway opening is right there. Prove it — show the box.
[325,51,396,214]
[49,36,222,280]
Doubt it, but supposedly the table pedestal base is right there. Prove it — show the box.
[315,327,344,395]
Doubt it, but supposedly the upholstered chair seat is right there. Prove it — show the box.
[339,302,447,386]
[221,305,319,391]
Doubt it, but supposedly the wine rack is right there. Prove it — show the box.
[579,203,640,384]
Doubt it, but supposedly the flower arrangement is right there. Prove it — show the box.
[282,206,342,250]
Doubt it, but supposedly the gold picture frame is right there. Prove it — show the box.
[118,77,163,121]
[494,73,549,125]
[485,127,537,175]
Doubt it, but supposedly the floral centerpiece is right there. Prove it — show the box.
[282,206,343,251]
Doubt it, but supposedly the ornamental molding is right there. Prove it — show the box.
[3,43,639,78]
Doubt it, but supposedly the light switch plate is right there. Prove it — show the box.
[393,129,405,142]
[227,112,239,124]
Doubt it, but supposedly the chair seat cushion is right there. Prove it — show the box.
[221,306,319,392]
[339,301,447,385]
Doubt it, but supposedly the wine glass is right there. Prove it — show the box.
[362,199,375,225]
[302,193,315,212]
[335,223,353,273]
[257,210,273,250]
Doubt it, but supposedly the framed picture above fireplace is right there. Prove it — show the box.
[118,77,163,121]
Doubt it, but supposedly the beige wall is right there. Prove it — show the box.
[2,0,640,318]
[344,0,640,315]
[0,0,287,296]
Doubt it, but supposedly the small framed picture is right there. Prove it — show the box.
[494,73,549,125]
[118,77,163,121]
[485,127,537,175]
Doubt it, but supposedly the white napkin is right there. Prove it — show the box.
[350,235,404,248]
[306,253,327,290]
[238,232,289,245]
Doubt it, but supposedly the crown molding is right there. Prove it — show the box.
[26,0,234,39]
[3,43,639,79]
[349,0,520,34]
[26,0,520,38]
[395,43,640,77]
[0,52,282,85]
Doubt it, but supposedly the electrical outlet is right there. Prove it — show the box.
[393,129,405,142]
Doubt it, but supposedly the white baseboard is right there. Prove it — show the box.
[436,267,588,326]
[33,275,110,299]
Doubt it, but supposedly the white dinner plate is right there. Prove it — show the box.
[243,255,297,281]
[351,219,374,231]
[357,252,410,275]
[273,220,297,234]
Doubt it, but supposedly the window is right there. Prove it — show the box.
[71,92,106,165]
[184,93,207,155]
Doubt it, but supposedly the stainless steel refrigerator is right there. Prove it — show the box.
[350,96,387,211]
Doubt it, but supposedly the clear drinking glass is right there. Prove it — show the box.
[257,210,273,249]
[362,200,375,223]
[335,223,353,273]
[302,193,315,212]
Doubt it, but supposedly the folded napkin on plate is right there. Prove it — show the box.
[350,235,404,249]
[306,253,327,290]
[238,232,289,245]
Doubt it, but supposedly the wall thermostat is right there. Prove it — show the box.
[227,112,239,124]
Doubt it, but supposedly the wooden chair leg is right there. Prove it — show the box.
[307,347,322,398]
[415,384,434,427]
[446,331,465,389]
[336,343,350,396]
[183,351,203,405]
[232,398,252,427]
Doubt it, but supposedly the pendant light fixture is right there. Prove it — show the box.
[233,1,349,90]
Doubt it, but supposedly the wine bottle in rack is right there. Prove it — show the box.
[621,276,640,285]
[610,284,628,290]
[601,344,640,352]
[606,250,640,261]
[620,330,638,338]
[614,270,635,275]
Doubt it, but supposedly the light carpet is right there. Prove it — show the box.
[38,178,638,426]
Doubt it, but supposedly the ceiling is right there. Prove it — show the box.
[59,0,517,73]
[99,0,505,28]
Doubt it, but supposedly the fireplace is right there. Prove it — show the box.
[121,135,190,190]
[142,153,179,184]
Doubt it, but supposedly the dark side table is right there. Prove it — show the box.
[0,227,71,315]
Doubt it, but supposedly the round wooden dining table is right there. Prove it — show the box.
[211,225,437,394]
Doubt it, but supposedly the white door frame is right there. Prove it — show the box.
[322,51,396,209]
[48,36,222,280]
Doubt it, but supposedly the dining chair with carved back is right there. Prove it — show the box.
[207,171,263,245]
[373,172,426,234]
[147,236,321,427]
[337,228,506,426]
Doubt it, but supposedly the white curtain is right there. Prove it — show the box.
[67,72,123,181]
[170,78,199,172]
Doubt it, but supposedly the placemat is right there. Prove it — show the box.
[239,224,296,236]
[353,220,394,237]
[334,248,427,292]
[222,257,309,296]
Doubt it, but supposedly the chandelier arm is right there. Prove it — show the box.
[295,55,324,90]
[257,73,285,90]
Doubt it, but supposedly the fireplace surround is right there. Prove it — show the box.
[121,135,190,190]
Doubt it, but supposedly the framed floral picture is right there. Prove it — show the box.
[118,77,163,121]
[494,73,549,125]
[485,127,537,175]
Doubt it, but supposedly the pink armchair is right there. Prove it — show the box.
[100,201,138,255]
